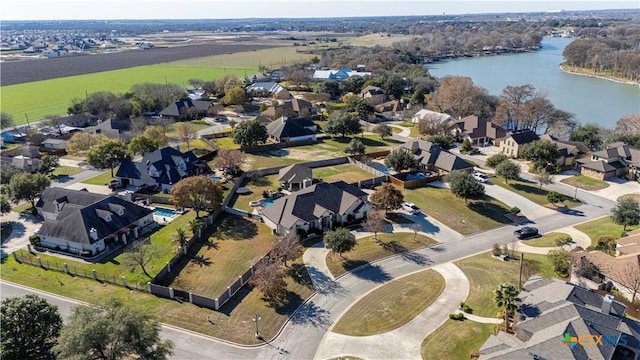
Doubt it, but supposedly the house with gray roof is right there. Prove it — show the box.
[260,181,370,235]
[278,164,313,191]
[479,276,640,360]
[450,115,506,147]
[540,133,590,167]
[576,142,640,181]
[499,130,540,158]
[360,85,386,106]
[399,139,473,174]
[115,146,205,192]
[266,116,317,144]
[35,188,154,257]
[246,82,290,100]
[159,98,211,120]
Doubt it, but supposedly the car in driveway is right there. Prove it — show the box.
[402,202,421,215]
[472,172,489,183]
[514,226,539,239]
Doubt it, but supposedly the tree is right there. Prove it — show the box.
[177,122,197,150]
[1,197,11,215]
[460,138,473,154]
[222,85,246,106]
[486,153,509,168]
[547,191,563,206]
[1,294,62,360]
[9,173,50,209]
[548,248,570,276]
[493,283,521,333]
[142,125,169,148]
[250,261,288,304]
[324,112,362,138]
[570,124,602,150]
[188,78,205,88]
[1,112,15,129]
[425,134,454,149]
[232,119,267,148]
[344,138,366,156]
[174,227,188,249]
[372,124,392,139]
[610,198,640,231]
[86,139,129,177]
[27,128,46,146]
[447,170,485,205]
[324,227,356,259]
[343,95,374,120]
[66,133,108,156]
[39,154,59,174]
[214,149,246,171]
[495,160,520,184]
[53,298,173,360]
[533,169,554,189]
[618,262,640,303]
[410,223,422,242]
[615,114,640,136]
[130,83,186,113]
[188,218,202,236]
[123,239,161,278]
[83,91,118,117]
[431,76,490,119]
[128,135,158,155]
[519,140,559,172]
[369,183,404,214]
[384,148,417,173]
[363,210,386,242]
[170,176,223,217]
[272,232,302,267]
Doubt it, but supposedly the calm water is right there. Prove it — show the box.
[427,37,640,129]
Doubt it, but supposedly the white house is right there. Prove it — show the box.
[42,138,68,150]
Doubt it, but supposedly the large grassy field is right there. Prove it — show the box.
[2,66,254,125]
[574,216,640,246]
[332,269,445,336]
[170,46,314,68]
[312,163,375,184]
[421,320,496,360]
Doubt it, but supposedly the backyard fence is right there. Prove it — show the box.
[348,157,387,177]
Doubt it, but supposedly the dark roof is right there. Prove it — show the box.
[266,117,316,140]
[36,188,152,245]
[399,139,472,171]
[508,130,540,145]
[361,85,385,95]
[159,98,211,117]
[454,115,506,141]
[116,146,199,186]
[580,160,618,173]
[278,164,312,183]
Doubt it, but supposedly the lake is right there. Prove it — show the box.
[427,37,640,130]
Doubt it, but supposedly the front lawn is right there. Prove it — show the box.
[574,216,639,246]
[326,232,437,278]
[618,193,640,203]
[560,175,610,191]
[50,165,84,178]
[165,120,212,139]
[491,177,581,208]
[402,186,512,235]
[332,269,445,336]
[11,202,34,214]
[421,320,495,360]
[313,163,375,184]
[524,232,571,247]
[81,171,115,186]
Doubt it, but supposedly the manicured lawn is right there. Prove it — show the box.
[560,175,610,191]
[524,232,571,247]
[455,252,563,318]
[313,164,375,184]
[166,214,278,297]
[211,136,240,150]
[245,151,305,170]
[228,175,279,212]
[11,202,34,214]
[15,211,197,285]
[326,232,438,278]
[490,177,581,208]
[50,165,84,177]
[402,186,512,235]
[574,216,640,246]
[165,120,212,140]
[81,171,115,186]
[332,269,445,336]
[421,320,496,360]
[179,138,214,152]
[618,193,640,203]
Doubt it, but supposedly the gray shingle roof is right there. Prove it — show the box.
[508,130,540,145]
[116,146,199,186]
[266,117,316,140]
[278,164,312,183]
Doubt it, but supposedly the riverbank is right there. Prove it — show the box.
[559,64,639,86]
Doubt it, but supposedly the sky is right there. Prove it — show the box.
[1,0,637,21]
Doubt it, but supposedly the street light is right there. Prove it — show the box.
[252,314,261,339]
[574,186,578,201]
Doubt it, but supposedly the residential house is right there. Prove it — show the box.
[246,82,290,100]
[0,144,41,172]
[399,139,474,174]
[261,181,370,235]
[87,118,132,140]
[374,100,407,120]
[10,155,40,173]
[312,68,371,81]
[159,98,211,120]
[260,98,313,120]
[449,115,506,147]
[266,116,317,144]
[411,109,453,125]
[360,86,386,106]
[115,146,205,192]
[539,134,590,167]
[479,276,640,360]
[35,188,154,257]
[42,138,68,150]
[499,130,540,158]
[46,113,99,128]
[278,164,313,191]
[1,128,27,143]
[576,142,640,181]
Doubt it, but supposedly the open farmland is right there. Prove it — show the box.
[169,46,315,68]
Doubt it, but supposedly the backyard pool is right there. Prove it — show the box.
[153,207,177,218]
[406,172,426,181]
[369,162,391,174]
[262,199,275,207]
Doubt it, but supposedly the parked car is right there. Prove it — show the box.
[514,226,539,239]
[472,172,489,183]
[402,202,421,215]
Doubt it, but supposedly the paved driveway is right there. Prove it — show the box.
[1,212,42,254]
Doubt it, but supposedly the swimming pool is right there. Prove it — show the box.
[406,173,426,181]
[262,199,275,207]
[153,207,176,217]
[208,175,222,181]
[369,162,390,174]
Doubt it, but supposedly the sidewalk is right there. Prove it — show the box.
[516,225,592,255]
[483,183,556,220]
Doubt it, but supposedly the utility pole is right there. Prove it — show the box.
[24,113,30,128]
[518,253,524,290]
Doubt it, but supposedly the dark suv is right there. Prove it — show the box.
[514,226,538,239]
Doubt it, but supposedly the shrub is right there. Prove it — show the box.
[262,190,270,199]
[449,313,465,320]
[596,236,617,254]
[486,153,509,168]
[28,235,41,246]
[463,304,473,314]
[470,350,480,359]
[492,243,502,256]
[510,207,521,215]
[554,235,572,246]
[80,250,93,257]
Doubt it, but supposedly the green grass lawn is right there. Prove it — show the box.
[402,186,512,235]
[524,232,571,247]
[421,320,496,360]
[313,163,376,184]
[11,202,35,214]
[326,232,437,278]
[560,175,610,191]
[618,193,640,203]
[455,252,563,318]
[166,214,278,297]
[245,151,305,170]
[490,176,582,208]
[50,165,84,178]
[165,120,212,140]
[211,136,240,150]
[2,67,254,125]
[574,216,639,246]
[170,46,312,68]
[332,269,445,336]
[228,175,279,212]
[81,171,115,186]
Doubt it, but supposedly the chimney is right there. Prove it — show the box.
[89,228,98,241]
[602,294,614,314]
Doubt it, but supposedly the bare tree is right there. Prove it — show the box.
[250,260,287,304]
[272,232,302,267]
[214,149,246,171]
[509,241,518,257]
[410,223,422,242]
[178,123,197,150]
[534,169,554,189]
[618,261,640,303]
[363,211,386,242]
[123,239,161,278]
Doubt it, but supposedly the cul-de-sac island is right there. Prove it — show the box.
[1,3,639,360]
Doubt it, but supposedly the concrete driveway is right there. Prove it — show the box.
[483,182,556,220]
[1,212,42,254]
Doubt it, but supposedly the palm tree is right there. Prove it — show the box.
[494,282,522,333]
[188,218,202,237]
[175,227,188,249]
